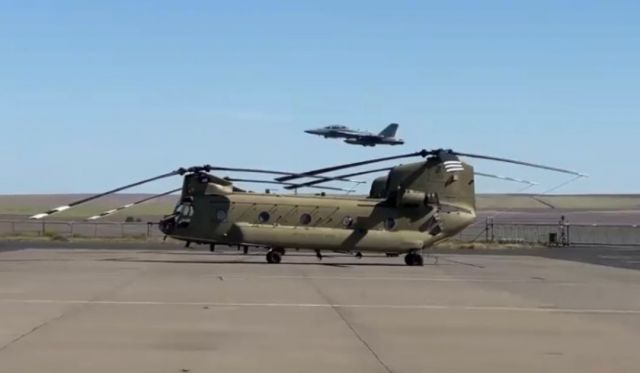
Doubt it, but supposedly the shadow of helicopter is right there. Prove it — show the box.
[100,257,442,268]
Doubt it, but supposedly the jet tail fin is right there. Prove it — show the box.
[379,123,399,138]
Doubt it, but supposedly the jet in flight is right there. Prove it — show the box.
[305,123,405,147]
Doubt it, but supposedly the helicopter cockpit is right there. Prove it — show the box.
[173,199,194,226]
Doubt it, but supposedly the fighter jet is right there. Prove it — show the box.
[305,123,404,147]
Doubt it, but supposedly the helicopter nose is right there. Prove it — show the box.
[158,216,176,235]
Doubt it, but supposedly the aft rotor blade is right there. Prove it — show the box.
[451,151,587,177]
[30,169,186,219]
[276,150,431,182]
[475,172,538,185]
[86,188,181,221]
[209,166,361,183]
[284,167,394,190]
[225,178,352,192]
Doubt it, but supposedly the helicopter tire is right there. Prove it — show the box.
[266,250,282,264]
[404,253,424,267]
[209,244,215,252]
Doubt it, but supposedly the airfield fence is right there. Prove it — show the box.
[0,220,165,240]
[1,219,640,247]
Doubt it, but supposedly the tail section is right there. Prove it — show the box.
[378,123,399,138]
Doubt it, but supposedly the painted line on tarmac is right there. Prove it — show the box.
[218,275,579,285]
[1,299,639,315]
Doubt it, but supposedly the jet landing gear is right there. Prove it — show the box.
[404,252,424,267]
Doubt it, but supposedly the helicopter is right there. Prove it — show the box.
[29,149,585,266]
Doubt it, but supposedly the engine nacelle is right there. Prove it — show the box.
[397,189,426,207]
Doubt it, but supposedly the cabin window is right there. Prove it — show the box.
[258,211,271,223]
[384,217,396,230]
[299,213,312,226]
[216,210,227,222]
[342,216,354,228]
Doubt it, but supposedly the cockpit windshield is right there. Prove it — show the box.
[174,203,194,219]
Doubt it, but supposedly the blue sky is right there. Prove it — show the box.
[1,1,639,195]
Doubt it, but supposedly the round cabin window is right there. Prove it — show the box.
[300,213,312,226]
[258,211,271,223]
[216,210,227,222]
[342,216,354,228]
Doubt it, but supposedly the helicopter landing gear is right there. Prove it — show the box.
[209,243,215,252]
[315,250,323,260]
[273,247,286,256]
[185,241,191,248]
[266,250,282,264]
[404,252,424,267]
[243,245,249,255]
[354,252,363,259]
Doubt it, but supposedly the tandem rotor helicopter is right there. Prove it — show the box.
[30,148,585,266]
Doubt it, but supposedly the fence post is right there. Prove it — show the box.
[485,217,489,242]
[490,217,495,242]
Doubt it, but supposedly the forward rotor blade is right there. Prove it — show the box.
[451,151,587,177]
[475,172,538,185]
[30,169,186,219]
[276,150,431,182]
[284,167,394,190]
[86,188,181,221]
[208,166,361,183]
[225,178,352,192]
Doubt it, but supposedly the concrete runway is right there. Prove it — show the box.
[1,244,639,372]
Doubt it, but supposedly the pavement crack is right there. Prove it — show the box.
[0,310,68,353]
[304,276,394,373]
[0,263,147,354]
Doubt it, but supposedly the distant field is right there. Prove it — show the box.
[1,193,640,223]
[0,194,179,221]
[477,194,640,210]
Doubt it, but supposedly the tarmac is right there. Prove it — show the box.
[0,242,639,372]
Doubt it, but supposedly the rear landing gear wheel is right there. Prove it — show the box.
[404,253,424,267]
[266,250,282,264]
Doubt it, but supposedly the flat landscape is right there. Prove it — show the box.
[0,243,639,373]
[2,194,640,224]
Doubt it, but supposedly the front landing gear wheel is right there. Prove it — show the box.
[266,250,282,264]
[404,253,424,267]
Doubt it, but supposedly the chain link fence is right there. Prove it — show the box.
[457,218,640,247]
[1,219,640,246]
[0,220,165,240]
